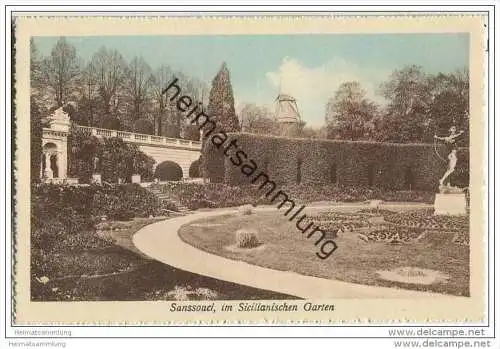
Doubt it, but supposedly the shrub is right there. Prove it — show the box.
[153,182,435,211]
[238,204,253,215]
[189,159,201,178]
[155,161,183,181]
[32,183,162,224]
[68,134,155,183]
[100,116,122,130]
[92,184,161,220]
[161,199,180,213]
[235,229,260,248]
[133,118,154,135]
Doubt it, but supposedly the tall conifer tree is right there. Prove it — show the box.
[207,62,240,132]
[201,63,240,182]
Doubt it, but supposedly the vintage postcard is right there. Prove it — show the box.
[12,13,488,325]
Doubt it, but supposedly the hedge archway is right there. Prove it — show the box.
[154,161,183,181]
[296,159,303,184]
[404,166,414,190]
[367,163,375,187]
[330,163,337,184]
[189,159,201,178]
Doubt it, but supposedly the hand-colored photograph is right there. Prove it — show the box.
[30,32,470,301]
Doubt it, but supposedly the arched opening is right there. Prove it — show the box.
[296,159,302,184]
[404,166,414,190]
[188,159,201,178]
[154,161,183,181]
[43,142,57,151]
[367,163,375,187]
[330,163,337,184]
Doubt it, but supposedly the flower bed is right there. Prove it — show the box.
[179,209,470,296]
[383,209,469,231]
[150,182,435,211]
[357,226,426,243]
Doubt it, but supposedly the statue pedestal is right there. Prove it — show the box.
[434,193,467,215]
[131,174,141,183]
[92,174,102,185]
[43,168,53,180]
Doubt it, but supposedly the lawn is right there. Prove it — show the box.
[31,217,296,301]
[178,208,470,297]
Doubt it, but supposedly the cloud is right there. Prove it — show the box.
[265,57,389,126]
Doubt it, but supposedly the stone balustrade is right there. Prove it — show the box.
[74,125,202,149]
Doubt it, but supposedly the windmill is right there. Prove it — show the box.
[274,94,302,137]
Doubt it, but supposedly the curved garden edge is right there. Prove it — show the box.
[132,203,459,300]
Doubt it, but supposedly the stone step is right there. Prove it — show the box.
[146,186,191,212]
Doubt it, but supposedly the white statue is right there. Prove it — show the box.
[434,126,464,188]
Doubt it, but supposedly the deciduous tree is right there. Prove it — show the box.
[239,103,278,135]
[325,81,377,140]
[90,47,126,118]
[30,97,43,182]
[375,65,431,143]
[151,65,174,136]
[124,56,153,122]
[40,37,80,107]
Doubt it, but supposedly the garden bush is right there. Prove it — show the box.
[189,159,201,178]
[153,182,436,211]
[32,183,162,223]
[31,183,162,286]
[133,118,154,135]
[100,116,122,130]
[68,134,155,183]
[235,229,260,248]
[238,204,253,215]
[155,161,183,181]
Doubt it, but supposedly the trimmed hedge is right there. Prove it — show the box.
[133,118,154,135]
[189,159,201,178]
[151,182,435,210]
[202,133,469,191]
[154,161,183,181]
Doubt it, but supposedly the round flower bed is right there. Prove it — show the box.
[376,267,450,285]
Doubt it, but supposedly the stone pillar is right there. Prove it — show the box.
[131,174,141,183]
[40,154,44,179]
[59,140,68,179]
[182,163,190,179]
[42,107,71,180]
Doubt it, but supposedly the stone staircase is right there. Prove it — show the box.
[147,186,190,214]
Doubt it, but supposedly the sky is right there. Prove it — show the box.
[34,34,469,127]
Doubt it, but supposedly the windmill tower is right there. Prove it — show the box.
[275,94,302,137]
